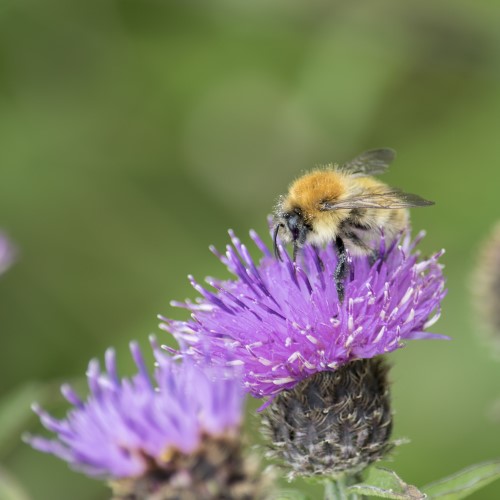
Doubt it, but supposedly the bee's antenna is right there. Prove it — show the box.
[273,224,283,261]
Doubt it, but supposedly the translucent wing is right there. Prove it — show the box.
[338,148,396,176]
[321,189,434,210]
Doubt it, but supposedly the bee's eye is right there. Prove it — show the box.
[293,207,302,216]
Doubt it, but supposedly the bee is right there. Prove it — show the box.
[273,148,434,301]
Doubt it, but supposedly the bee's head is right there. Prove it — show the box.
[273,169,347,260]
[273,206,312,261]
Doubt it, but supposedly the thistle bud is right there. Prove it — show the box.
[472,222,500,355]
[262,358,393,480]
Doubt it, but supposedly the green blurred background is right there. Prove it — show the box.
[1,0,500,498]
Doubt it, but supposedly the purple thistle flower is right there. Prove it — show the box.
[160,229,447,399]
[0,231,15,275]
[24,338,243,480]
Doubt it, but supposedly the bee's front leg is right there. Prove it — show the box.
[334,236,348,302]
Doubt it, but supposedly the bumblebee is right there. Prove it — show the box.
[273,148,434,300]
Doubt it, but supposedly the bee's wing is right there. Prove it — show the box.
[338,148,396,176]
[322,189,434,210]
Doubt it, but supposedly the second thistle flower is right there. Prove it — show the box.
[25,341,263,499]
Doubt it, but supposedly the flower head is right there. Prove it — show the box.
[25,339,254,497]
[0,231,15,275]
[161,229,447,398]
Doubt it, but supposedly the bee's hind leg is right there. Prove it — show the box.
[334,236,348,303]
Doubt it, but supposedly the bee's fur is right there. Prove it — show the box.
[277,170,408,254]
[273,149,433,300]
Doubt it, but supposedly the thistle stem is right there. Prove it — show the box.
[324,475,363,500]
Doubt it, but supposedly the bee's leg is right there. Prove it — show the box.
[292,242,299,264]
[334,236,348,302]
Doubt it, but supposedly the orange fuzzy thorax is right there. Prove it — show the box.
[284,169,347,219]
[280,168,408,249]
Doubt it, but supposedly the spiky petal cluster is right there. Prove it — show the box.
[161,230,447,398]
[25,340,243,479]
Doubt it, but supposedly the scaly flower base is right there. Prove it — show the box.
[262,358,393,480]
